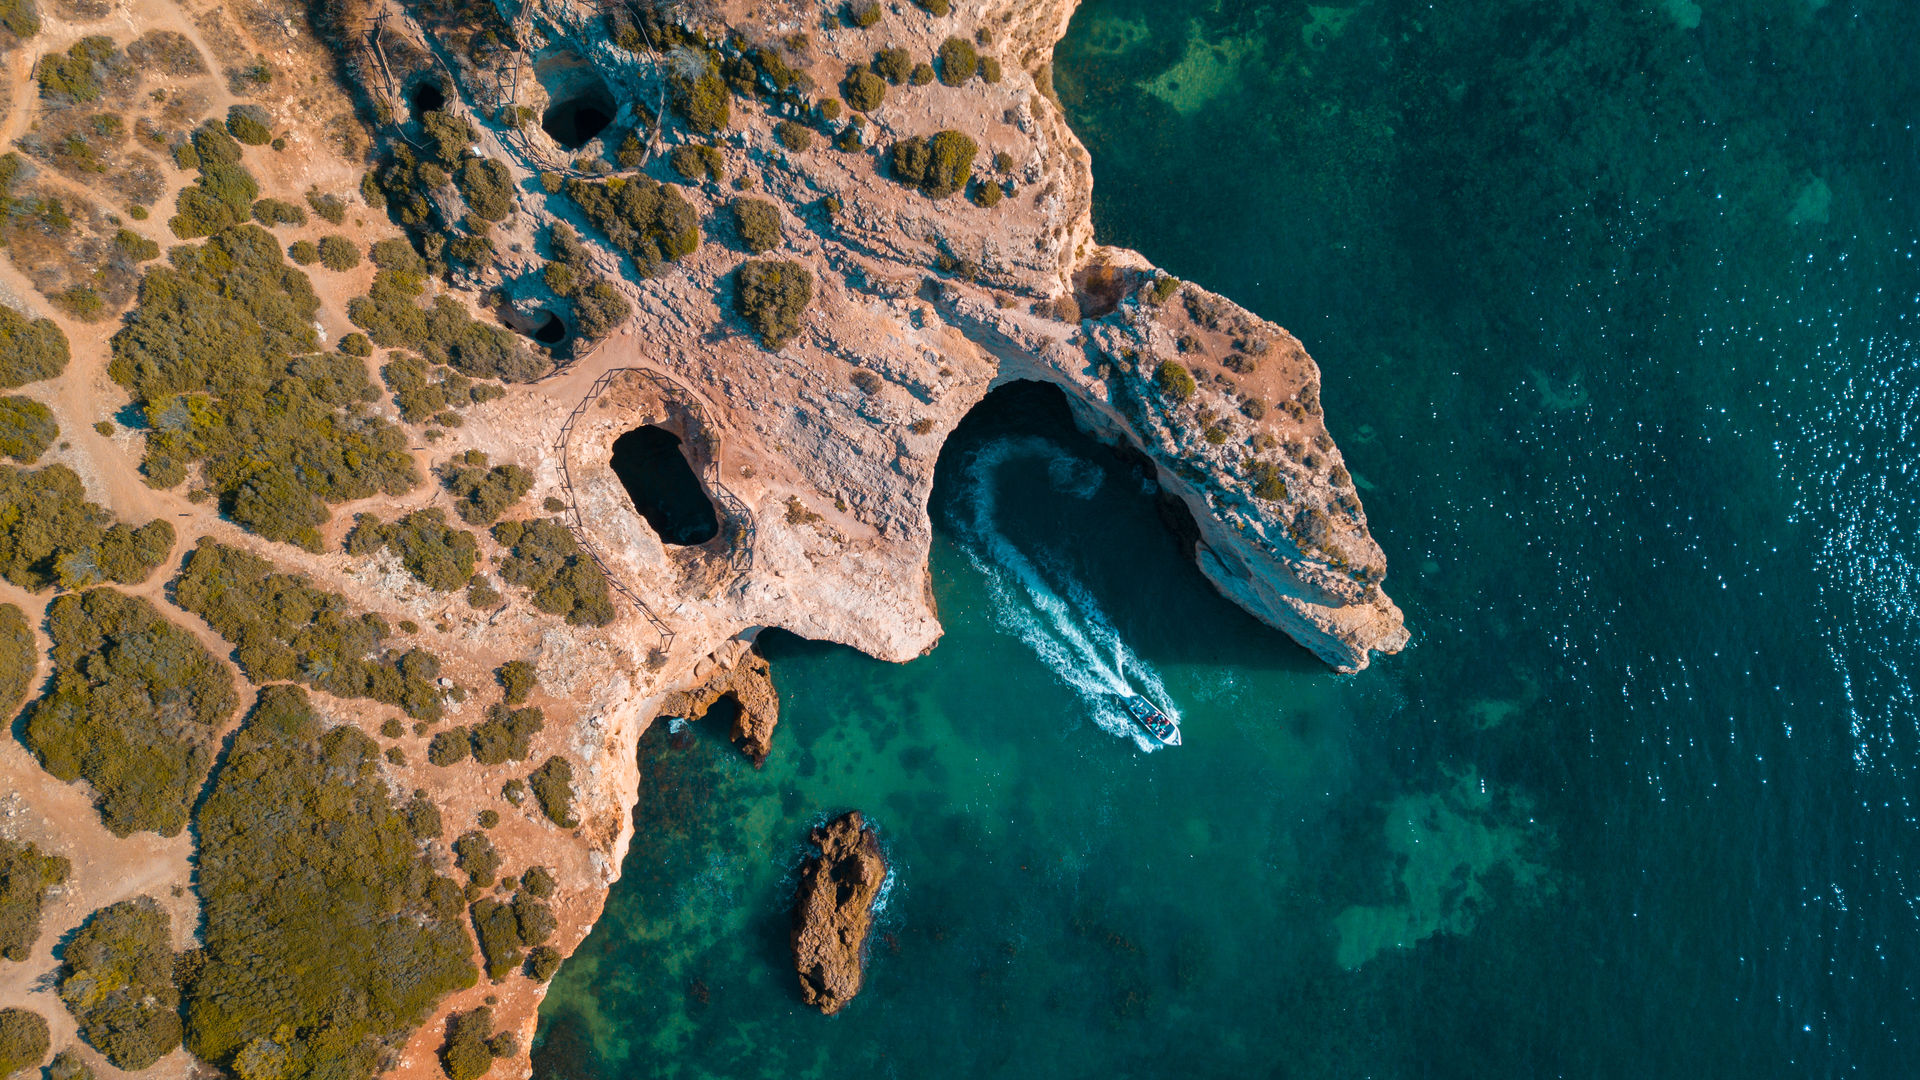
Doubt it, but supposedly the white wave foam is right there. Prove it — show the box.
[956,436,1178,752]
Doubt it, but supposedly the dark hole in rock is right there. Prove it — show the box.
[531,310,567,345]
[410,81,445,114]
[542,93,615,150]
[610,426,719,545]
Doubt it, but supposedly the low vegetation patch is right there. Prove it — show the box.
[0,465,173,591]
[491,518,616,626]
[497,659,536,704]
[0,397,56,463]
[0,301,69,388]
[185,684,477,1079]
[0,1008,47,1076]
[441,1005,517,1079]
[111,224,417,550]
[731,197,781,253]
[172,538,448,720]
[169,125,260,239]
[470,883,555,982]
[225,104,273,146]
[380,353,505,423]
[544,222,631,342]
[668,143,724,184]
[439,450,533,526]
[561,175,699,277]
[1154,359,1196,403]
[841,66,885,112]
[529,755,578,827]
[35,36,120,103]
[23,588,236,836]
[58,897,181,1070]
[734,258,813,350]
[937,37,978,85]
[345,509,478,591]
[891,131,977,198]
[0,837,68,963]
[348,263,545,382]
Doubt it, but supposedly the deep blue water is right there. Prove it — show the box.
[537,2,1920,1075]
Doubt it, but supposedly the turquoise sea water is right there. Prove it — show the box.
[536,2,1920,1075]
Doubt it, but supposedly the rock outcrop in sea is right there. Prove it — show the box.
[791,812,889,1015]
[658,640,781,764]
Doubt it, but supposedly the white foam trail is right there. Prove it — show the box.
[957,436,1178,751]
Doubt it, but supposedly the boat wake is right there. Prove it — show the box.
[956,436,1180,752]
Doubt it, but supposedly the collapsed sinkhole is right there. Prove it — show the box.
[535,49,617,150]
[610,425,720,545]
[530,310,567,345]
[409,80,445,115]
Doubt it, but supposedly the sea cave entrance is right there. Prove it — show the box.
[611,425,720,545]
[530,310,568,345]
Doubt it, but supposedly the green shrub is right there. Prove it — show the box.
[470,702,543,765]
[110,226,417,547]
[440,1006,498,1080]
[560,175,699,277]
[818,97,843,122]
[0,465,172,591]
[348,268,545,382]
[250,197,306,227]
[35,36,117,102]
[467,578,502,609]
[731,197,782,254]
[0,837,67,963]
[734,258,813,350]
[0,1008,46,1076]
[873,47,911,84]
[774,119,813,152]
[23,588,235,836]
[306,188,347,224]
[891,130,977,198]
[0,0,38,40]
[185,684,477,1078]
[469,883,554,983]
[113,228,160,261]
[287,239,318,264]
[527,945,562,981]
[0,603,32,724]
[841,66,885,112]
[1247,458,1288,502]
[167,125,260,239]
[453,830,499,887]
[0,304,66,389]
[909,61,934,86]
[847,0,880,27]
[439,450,533,525]
[317,234,360,271]
[938,37,978,84]
[0,397,56,463]
[381,352,501,423]
[172,538,449,720]
[497,659,536,704]
[668,143,724,183]
[45,1048,89,1080]
[916,0,950,13]
[428,728,470,766]
[455,157,513,221]
[529,755,578,827]
[1147,275,1180,304]
[521,865,556,898]
[491,518,615,626]
[1154,359,1196,403]
[669,65,729,133]
[971,179,1003,208]
[345,509,478,590]
[570,279,632,341]
[58,897,181,1069]
[225,104,272,146]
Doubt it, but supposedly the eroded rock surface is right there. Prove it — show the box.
[791,811,888,1014]
[659,640,781,764]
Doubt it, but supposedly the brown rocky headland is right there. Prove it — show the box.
[791,811,890,1015]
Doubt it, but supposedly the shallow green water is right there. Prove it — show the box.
[538,1,1920,1074]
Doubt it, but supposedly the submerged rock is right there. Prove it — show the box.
[791,812,887,1014]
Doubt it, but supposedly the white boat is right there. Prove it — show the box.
[1121,693,1181,747]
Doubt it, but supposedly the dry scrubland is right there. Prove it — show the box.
[0,0,1402,1074]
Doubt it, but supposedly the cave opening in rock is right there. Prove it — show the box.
[610,425,720,545]
[535,48,619,150]
[409,80,445,115]
[542,95,613,149]
[530,309,567,345]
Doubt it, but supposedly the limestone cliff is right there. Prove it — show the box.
[790,811,889,1015]
[657,640,780,764]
